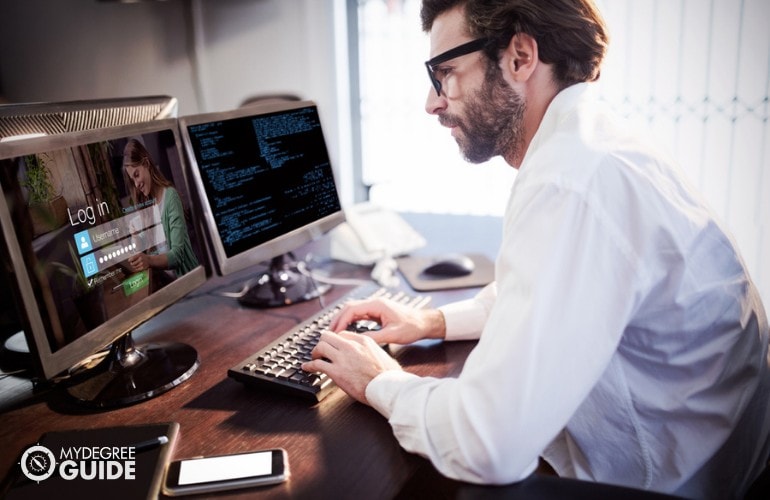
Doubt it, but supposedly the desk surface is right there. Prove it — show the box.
[0,213,677,499]
[0,213,497,499]
[0,283,478,499]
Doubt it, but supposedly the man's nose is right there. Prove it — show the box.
[425,87,447,116]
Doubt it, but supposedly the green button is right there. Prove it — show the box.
[123,270,149,296]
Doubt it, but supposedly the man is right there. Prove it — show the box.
[302,0,770,497]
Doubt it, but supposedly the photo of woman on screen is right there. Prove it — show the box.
[122,138,199,278]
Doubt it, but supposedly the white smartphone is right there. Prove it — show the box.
[162,448,289,496]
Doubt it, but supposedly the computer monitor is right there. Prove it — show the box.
[0,118,207,408]
[0,96,180,355]
[0,95,178,141]
[179,100,345,307]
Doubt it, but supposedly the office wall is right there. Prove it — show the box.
[0,0,347,192]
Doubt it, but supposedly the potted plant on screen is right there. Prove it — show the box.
[49,242,108,333]
[20,152,69,237]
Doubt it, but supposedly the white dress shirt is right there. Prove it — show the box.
[366,83,770,499]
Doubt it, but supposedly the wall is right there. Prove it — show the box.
[0,0,351,198]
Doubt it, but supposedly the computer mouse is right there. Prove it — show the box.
[421,254,475,277]
[347,319,382,334]
[347,320,387,347]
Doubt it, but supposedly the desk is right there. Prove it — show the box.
[0,213,675,499]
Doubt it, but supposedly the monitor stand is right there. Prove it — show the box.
[238,252,331,308]
[65,332,199,408]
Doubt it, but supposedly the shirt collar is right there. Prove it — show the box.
[520,82,594,170]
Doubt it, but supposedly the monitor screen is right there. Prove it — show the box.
[179,101,345,307]
[0,118,207,407]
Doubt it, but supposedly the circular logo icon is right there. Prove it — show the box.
[20,445,57,482]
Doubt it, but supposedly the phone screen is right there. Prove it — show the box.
[178,451,273,485]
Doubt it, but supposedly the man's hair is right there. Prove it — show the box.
[421,0,609,88]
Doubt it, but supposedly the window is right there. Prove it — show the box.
[356,0,515,216]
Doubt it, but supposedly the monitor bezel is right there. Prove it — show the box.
[178,100,346,277]
[0,119,207,381]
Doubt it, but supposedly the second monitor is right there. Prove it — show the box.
[179,101,345,307]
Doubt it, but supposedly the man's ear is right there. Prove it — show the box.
[501,33,538,82]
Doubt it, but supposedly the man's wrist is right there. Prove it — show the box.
[426,309,447,339]
[365,369,419,418]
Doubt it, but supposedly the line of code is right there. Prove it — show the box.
[188,106,341,258]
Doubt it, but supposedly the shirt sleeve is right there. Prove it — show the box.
[439,283,497,341]
[162,187,198,275]
[366,179,641,484]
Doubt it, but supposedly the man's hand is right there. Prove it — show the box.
[301,330,401,405]
[302,298,446,404]
[329,298,446,346]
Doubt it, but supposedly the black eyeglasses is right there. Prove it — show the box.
[425,38,490,96]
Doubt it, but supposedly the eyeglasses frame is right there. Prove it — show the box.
[425,38,491,97]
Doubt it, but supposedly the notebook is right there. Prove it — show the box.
[4,422,178,500]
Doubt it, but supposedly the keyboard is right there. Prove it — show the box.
[227,283,431,401]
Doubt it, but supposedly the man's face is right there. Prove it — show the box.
[440,60,526,164]
[426,6,525,164]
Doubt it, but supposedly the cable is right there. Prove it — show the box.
[0,368,29,380]
[370,257,400,288]
[295,260,371,287]
[216,277,261,299]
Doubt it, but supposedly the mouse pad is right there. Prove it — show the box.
[397,253,494,292]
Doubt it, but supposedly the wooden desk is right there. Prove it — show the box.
[0,214,496,498]
[0,213,677,499]
[0,275,479,499]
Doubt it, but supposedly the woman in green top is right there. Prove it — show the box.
[123,139,199,277]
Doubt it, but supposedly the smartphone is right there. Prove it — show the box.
[163,448,289,496]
